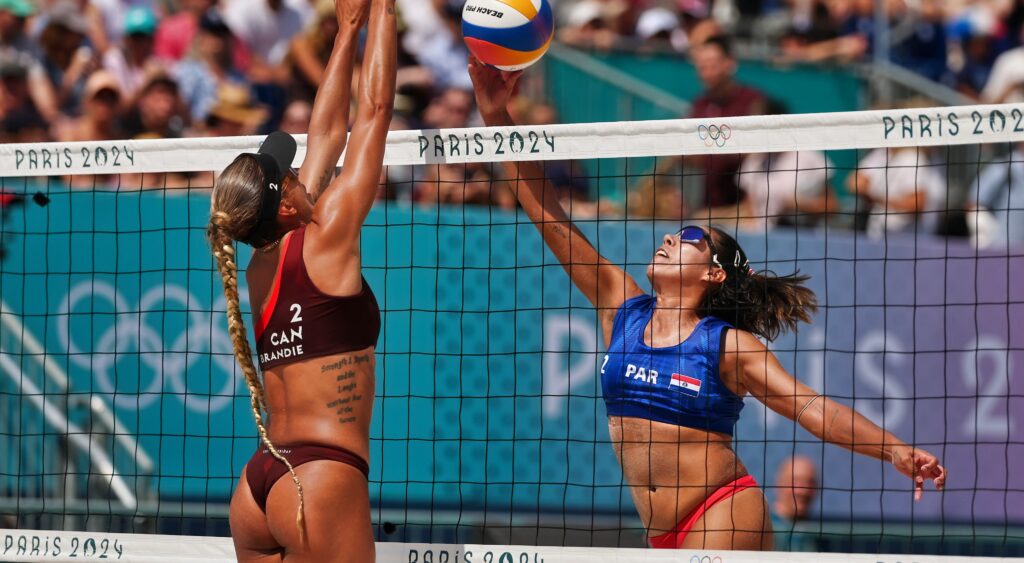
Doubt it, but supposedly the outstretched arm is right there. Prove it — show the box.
[309,0,396,244]
[469,58,643,344]
[725,330,946,501]
[298,0,369,201]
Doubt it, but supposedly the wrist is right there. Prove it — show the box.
[335,26,361,42]
[482,109,513,126]
[885,443,911,464]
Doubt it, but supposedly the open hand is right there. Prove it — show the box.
[890,446,946,501]
[467,55,522,119]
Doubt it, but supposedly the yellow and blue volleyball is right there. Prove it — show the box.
[462,0,555,71]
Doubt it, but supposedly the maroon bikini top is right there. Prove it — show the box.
[254,226,380,370]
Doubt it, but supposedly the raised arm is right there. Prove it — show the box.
[469,58,643,343]
[297,0,369,201]
[307,0,395,245]
[725,329,946,500]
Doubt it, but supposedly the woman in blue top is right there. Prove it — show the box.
[468,59,946,550]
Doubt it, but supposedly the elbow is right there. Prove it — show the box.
[371,98,395,116]
[357,98,394,124]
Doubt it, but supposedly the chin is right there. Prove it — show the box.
[650,264,683,283]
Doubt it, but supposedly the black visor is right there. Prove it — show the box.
[237,131,297,246]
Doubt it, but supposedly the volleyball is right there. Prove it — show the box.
[461,0,555,71]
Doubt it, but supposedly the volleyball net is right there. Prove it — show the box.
[0,103,1022,560]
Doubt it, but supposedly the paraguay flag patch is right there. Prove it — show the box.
[669,373,701,397]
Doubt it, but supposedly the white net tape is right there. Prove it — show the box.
[0,103,1022,177]
[0,529,1010,563]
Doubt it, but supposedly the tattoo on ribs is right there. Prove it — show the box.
[320,354,371,424]
[320,354,371,373]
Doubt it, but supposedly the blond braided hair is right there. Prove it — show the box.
[208,181,308,542]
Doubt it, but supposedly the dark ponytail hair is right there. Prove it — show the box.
[699,227,817,342]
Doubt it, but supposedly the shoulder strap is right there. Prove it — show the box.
[609,294,654,343]
[699,316,732,364]
[254,229,298,340]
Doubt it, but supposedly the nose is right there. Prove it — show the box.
[662,233,676,247]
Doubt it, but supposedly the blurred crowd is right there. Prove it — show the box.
[1,0,1020,246]
[557,0,1024,102]
[0,0,532,144]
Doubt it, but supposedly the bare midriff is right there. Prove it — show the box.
[608,416,749,535]
[261,346,376,463]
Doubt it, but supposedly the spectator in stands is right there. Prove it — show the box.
[154,0,250,70]
[967,144,1024,247]
[559,0,619,50]
[771,455,820,552]
[224,0,309,69]
[777,0,840,45]
[173,8,248,123]
[891,0,950,85]
[416,163,499,206]
[154,0,214,62]
[0,0,58,123]
[778,0,870,64]
[285,0,337,103]
[627,177,689,220]
[54,68,125,189]
[54,69,124,142]
[688,34,765,216]
[38,0,96,116]
[949,8,998,100]
[409,0,471,90]
[122,70,186,139]
[737,150,836,230]
[736,100,836,230]
[279,98,312,135]
[847,146,946,238]
[0,0,41,61]
[197,82,266,137]
[422,87,474,130]
[982,29,1024,104]
[635,7,685,52]
[0,51,49,142]
[88,0,162,55]
[102,6,162,99]
[224,0,310,130]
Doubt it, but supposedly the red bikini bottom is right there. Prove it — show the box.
[648,475,759,548]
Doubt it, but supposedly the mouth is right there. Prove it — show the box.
[655,249,669,259]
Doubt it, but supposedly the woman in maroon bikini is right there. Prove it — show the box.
[205,0,395,560]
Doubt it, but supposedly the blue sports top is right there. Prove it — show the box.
[601,294,745,435]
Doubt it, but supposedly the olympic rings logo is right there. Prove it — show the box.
[690,556,723,563]
[56,280,243,414]
[697,124,733,148]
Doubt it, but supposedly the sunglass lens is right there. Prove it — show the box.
[677,226,704,243]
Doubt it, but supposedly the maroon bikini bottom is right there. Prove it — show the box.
[244,442,369,512]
